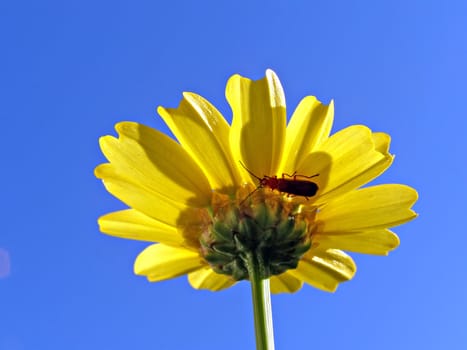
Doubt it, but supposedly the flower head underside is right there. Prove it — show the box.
[95,70,418,293]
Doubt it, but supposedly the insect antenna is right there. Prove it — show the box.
[238,161,263,205]
[238,185,263,205]
[238,161,262,181]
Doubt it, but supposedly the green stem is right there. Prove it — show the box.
[247,252,275,350]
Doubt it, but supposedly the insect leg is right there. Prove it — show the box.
[293,173,319,180]
[282,171,297,179]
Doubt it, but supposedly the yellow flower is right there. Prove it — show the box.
[95,70,418,293]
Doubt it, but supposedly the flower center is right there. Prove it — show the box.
[199,185,316,281]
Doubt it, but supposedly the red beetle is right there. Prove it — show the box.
[239,161,319,201]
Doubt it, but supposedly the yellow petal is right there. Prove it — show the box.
[188,267,236,291]
[227,69,286,180]
[280,96,334,174]
[95,163,188,227]
[158,93,241,192]
[314,229,400,256]
[270,272,303,294]
[372,132,391,153]
[299,125,393,204]
[134,244,204,282]
[289,248,356,292]
[98,209,185,246]
[317,184,418,233]
[98,122,211,207]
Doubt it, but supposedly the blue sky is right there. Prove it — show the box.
[1,1,466,349]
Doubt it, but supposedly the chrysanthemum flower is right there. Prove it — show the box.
[95,69,417,294]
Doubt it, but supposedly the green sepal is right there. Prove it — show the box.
[200,188,314,281]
